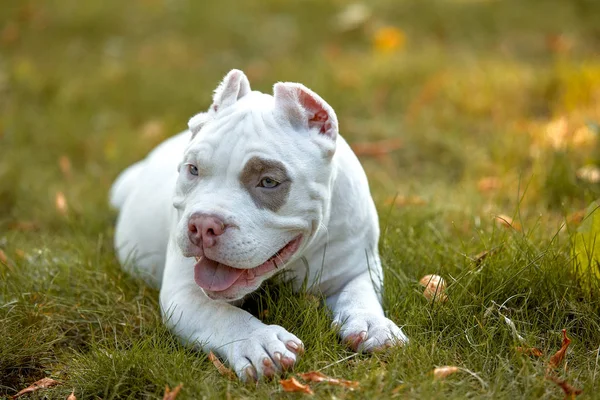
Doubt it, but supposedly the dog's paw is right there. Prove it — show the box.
[333,312,408,352]
[222,324,303,382]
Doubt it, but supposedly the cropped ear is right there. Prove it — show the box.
[273,82,338,140]
[211,69,251,113]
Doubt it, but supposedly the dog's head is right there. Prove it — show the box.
[174,69,338,301]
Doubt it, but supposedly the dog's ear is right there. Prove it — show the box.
[273,82,338,141]
[211,69,251,113]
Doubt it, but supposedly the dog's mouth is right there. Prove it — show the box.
[193,235,302,294]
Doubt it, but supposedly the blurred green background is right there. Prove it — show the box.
[1,0,600,398]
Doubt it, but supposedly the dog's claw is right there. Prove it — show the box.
[245,366,258,382]
[286,340,303,355]
[346,331,367,351]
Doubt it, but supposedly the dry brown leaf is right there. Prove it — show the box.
[548,329,571,370]
[547,374,582,398]
[162,384,183,400]
[55,191,68,215]
[384,195,427,207]
[8,221,40,232]
[298,371,359,390]
[567,210,586,226]
[516,346,544,357]
[59,156,72,179]
[280,377,314,395]
[433,366,460,380]
[477,177,501,193]
[208,351,235,380]
[12,377,61,399]
[66,391,77,400]
[494,215,521,231]
[419,274,447,302]
[351,138,403,157]
[0,249,7,265]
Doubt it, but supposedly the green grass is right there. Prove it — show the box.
[2,0,600,398]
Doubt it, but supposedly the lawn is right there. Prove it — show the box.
[1,0,600,398]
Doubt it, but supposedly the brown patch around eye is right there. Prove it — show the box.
[239,157,291,212]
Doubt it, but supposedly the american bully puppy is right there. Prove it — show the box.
[110,69,408,381]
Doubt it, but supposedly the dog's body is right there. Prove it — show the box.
[111,70,407,380]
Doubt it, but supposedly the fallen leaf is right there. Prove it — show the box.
[576,165,600,184]
[472,246,503,266]
[8,221,40,232]
[0,249,7,264]
[494,214,521,231]
[477,177,501,193]
[567,209,586,226]
[351,138,403,157]
[546,374,582,398]
[55,191,68,215]
[162,384,183,400]
[432,366,460,380]
[12,377,61,399]
[546,34,572,54]
[1,22,19,46]
[548,329,571,370]
[516,346,544,357]
[373,26,406,53]
[58,156,72,179]
[67,391,77,400]
[419,274,447,302]
[208,351,235,380]
[384,195,427,207]
[298,371,359,390]
[280,377,314,395]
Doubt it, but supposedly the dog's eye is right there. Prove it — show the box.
[187,164,198,176]
[259,177,279,188]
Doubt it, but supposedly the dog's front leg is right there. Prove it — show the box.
[326,271,408,352]
[160,239,303,381]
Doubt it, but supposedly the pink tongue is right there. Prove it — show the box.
[194,257,245,292]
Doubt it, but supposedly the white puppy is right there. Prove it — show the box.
[110,70,408,381]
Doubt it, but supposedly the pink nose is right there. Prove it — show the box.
[188,214,226,248]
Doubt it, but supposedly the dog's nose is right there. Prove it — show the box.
[188,214,226,248]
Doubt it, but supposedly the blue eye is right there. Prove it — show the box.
[259,177,279,188]
[187,164,198,176]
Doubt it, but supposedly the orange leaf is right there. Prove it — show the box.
[298,371,359,390]
[162,383,183,400]
[208,351,235,380]
[548,329,571,369]
[351,138,403,157]
[373,26,406,53]
[55,191,68,215]
[0,249,7,264]
[432,366,460,380]
[58,155,72,179]
[419,274,448,303]
[67,391,77,400]
[280,377,314,395]
[494,215,521,231]
[547,374,582,398]
[516,347,544,357]
[477,177,501,193]
[12,377,61,399]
